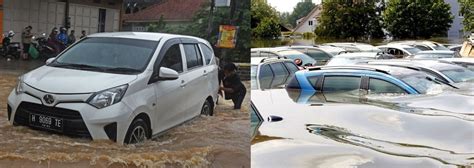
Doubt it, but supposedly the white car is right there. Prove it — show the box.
[7,32,219,144]
[376,44,421,58]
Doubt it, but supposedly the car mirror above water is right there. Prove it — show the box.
[158,67,179,81]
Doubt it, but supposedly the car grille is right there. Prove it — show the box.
[13,102,92,138]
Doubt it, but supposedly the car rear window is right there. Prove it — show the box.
[284,62,299,73]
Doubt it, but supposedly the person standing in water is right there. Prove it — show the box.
[220,63,246,109]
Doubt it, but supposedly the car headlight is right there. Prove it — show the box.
[87,84,128,109]
[15,76,25,95]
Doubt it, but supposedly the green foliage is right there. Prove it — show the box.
[383,0,453,39]
[279,12,291,28]
[147,15,167,32]
[315,1,384,40]
[251,0,281,38]
[287,0,316,27]
[147,1,250,62]
[458,0,474,33]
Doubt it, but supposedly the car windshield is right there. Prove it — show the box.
[432,44,449,50]
[278,50,317,66]
[50,37,158,74]
[403,47,421,54]
[399,74,442,94]
[440,68,474,83]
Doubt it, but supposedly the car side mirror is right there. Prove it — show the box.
[158,67,179,81]
[46,57,55,64]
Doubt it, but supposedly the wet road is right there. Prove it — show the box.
[0,68,250,167]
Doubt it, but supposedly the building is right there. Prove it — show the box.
[293,5,322,34]
[122,0,207,32]
[1,0,122,42]
[444,0,465,40]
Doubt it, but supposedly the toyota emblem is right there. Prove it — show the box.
[43,94,55,104]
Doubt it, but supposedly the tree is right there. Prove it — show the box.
[287,0,316,27]
[383,0,453,39]
[147,0,251,62]
[458,0,474,33]
[315,0,384,40]
[147,15,166,32]
[279,12,291,27]
[251,0,281,38]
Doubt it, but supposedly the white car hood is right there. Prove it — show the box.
[23,66,138,93]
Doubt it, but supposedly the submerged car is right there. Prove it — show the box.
[410,50,456,59]
[322,42,381,52]
[440,58,474,71]
[7,32,219,144]
[287,65,446,94]
[326,52,394,66]
[376,44,422,58]
[280,46,343,65]
[388,40,450,51]
[251,48,318,67]
[366,60,474,85]
[251,57,299,90]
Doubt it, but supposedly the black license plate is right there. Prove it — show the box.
[29,113,63,132]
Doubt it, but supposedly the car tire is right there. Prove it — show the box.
[201,99,213,116]
[124,118,149,144]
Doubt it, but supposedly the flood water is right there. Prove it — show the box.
[0,73,250,167]
[251,89,474,167]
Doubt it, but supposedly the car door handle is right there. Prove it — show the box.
[180,80,187,87]
[203,70,208,76]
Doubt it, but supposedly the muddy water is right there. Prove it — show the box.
[0,73,250,167]
[251,89,474,167]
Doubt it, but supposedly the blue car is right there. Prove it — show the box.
[286,65,446,94]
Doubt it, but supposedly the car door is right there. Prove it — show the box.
[180,38,207,120]
[199,43,219,104]
[151,39,187,132]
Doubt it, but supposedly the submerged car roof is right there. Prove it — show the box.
[416,50,455,54]
[88,32,209,44]
[305,65,426,78]
[367,60,464,71]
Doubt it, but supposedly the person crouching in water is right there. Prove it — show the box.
[220,63,246,109]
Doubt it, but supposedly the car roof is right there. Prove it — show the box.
[389,40,440,45]
[283,45,345,54]
[303,65,424,78]
[88,32,208,43]
[417,50,454,54]
[322,42,379,51]
[335,52,380,58]
[440,58,474,63]
[367,59,463,71]
[377,44,416,49]
[251,57,293,65]
[251,47,293,53]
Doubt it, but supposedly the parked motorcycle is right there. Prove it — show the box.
[1,31,21,59]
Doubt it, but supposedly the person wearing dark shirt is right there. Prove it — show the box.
[220,63,246,109]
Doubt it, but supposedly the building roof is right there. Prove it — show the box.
[123,0,207,22]
[293,5,322,33]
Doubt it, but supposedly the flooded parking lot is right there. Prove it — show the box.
[0,72,250,167]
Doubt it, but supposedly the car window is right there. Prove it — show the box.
[369,78,407,94]
[307,76,318,88]
[307,49,332,60]
[414,45,431,51]
[269,63,289,87]
[440,68,474,83]
[161,44,183,73]
[284,62,299,74]
[270,62,288,77]
[199,44,213,65]
[323,76,361,92]
[259,64,273,79]
[183,44,203,69]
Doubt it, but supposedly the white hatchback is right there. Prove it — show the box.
[7,32,219,144]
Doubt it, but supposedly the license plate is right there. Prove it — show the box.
[29,113,63,132]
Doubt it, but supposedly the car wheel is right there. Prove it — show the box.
[201,99,213,116]
[124,118,149,144]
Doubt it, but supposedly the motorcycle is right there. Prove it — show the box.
[31,33,57,58]
[1,34,21,60]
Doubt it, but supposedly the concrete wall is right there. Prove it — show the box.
[3,0,121,42]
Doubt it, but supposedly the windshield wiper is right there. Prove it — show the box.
[51,62,105,71]
[104,67,141,73]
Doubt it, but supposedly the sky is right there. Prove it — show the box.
[266,0,322,13]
